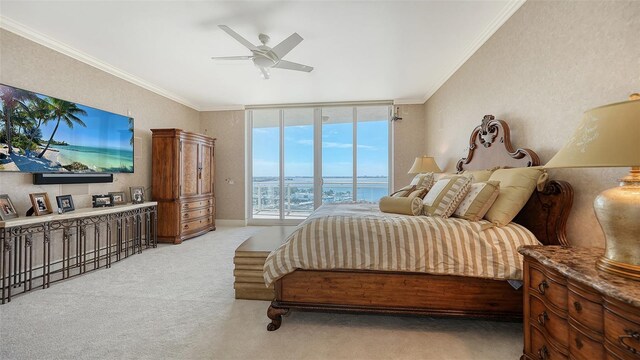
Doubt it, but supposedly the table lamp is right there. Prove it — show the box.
[408,156,442,174]
[545,95,640,280]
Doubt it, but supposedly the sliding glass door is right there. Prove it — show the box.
[283,108,314,219]
[248,104,391,223]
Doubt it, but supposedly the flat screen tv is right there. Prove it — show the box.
[0,83,133,173]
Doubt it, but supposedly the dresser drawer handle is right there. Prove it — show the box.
[537,345,549,360]
[619,329,640,354]
[184,224,189,229]
[575,334,583,349]
[538,280,549,295]
[537,311,548,326]
[573,301,582,312]
[184,213,189,218]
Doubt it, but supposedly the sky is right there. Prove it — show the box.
[39,103,133,150]
[252,111,389,178]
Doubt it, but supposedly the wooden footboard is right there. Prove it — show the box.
[267,269,522,331]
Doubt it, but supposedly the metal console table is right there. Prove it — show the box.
[0,202,157,303]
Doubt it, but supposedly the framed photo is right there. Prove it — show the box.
[56,195,75,213]
[130,186,145,204]
[92,194,114,208]
[0,194,19,220]
[29,192,53,216]
[109,191,127,205]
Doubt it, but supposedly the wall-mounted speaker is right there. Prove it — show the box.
[33,173,114,185]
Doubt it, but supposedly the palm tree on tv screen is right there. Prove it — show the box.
[22,97,51,147]
[37,98,87,158]
[0,86,37,153]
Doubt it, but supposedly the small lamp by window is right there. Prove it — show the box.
[408,156,442,174]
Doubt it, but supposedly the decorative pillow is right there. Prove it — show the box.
[379,196,423,215]
[390,173,435,198]
[421,176,472,218]
[410,172,435,189]
[453,181,500,221]
[484,168,543,226]
[460,167,500,183]
[390,184,415,197]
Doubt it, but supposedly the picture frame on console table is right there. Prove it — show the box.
[29,192,53,216]
[130,186,145,204]
[56,195,75,213]
[92,194,113,208]
[0,194,19,220]
[109,191,127,205]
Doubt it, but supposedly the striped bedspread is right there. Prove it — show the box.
[263,203,540,286]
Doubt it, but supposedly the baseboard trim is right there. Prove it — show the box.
[216,219,247,227]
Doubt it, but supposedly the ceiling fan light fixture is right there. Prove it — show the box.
[212,25,314,79]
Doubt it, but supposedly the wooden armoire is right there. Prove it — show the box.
[151,129,216,244]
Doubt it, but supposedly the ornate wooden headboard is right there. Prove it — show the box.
[455,115,573,246]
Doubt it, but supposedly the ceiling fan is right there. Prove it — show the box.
[212,25,314,79]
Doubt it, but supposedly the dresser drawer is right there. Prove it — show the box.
[569,325,605,360]
[529,263,568,311]
[569,286,603,335]
[181,206,213,220]
[531,294,569,347]
[181,198,213,211]
[604,308,640,359]
[530,325,568,360]
[182,216,213,234]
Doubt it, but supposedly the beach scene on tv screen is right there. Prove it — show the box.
[0,84,133,173]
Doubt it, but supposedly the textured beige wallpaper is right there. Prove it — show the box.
[424,0,640,248]
[200,110,246,221]
[0,29,200,213]
[393,104,426,188]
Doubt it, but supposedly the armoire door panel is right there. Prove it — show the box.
[180,140,199,197]
[200,143,214,195]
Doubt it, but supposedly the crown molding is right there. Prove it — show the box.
[200,105,246,112]
[421,0,525,103]
[0,15,202,111]
[393,99,426,105]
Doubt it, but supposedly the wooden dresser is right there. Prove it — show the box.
[519,246,640,360]
[151,129,216,244]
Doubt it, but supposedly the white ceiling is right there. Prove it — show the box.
[0,1,523,111]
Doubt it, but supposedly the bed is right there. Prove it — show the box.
[264,115,573,331]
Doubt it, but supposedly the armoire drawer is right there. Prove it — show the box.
[529,263,568,312]
[181,206,213,220]
[182,198,213,211]
[182,216,213,234]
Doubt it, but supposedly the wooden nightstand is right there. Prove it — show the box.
[519,246,640,360]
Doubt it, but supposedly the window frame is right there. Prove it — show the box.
[246,102,393,225]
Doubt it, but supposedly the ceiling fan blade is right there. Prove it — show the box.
[259,67,270,79]
[211,56,254,60]
[271,33,303,59]
[218,25,259,51]
[273,60,314,72]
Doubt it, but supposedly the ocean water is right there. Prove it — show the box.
[253,177,389,204]
[51,145,133,172]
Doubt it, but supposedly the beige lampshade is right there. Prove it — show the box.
[545,99,640,168]
[408,156,442,174]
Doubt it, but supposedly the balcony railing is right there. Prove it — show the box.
[252,180,388,219]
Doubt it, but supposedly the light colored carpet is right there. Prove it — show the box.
[0,226,523,360]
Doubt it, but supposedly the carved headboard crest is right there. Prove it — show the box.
[456,116,540,172]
